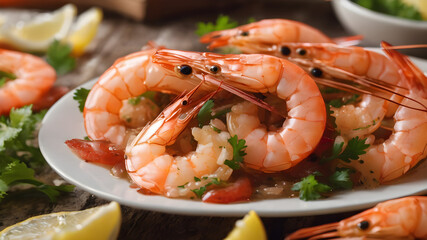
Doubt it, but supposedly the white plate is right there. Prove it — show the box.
[39,54,427,217]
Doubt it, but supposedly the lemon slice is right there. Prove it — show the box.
[402,0,427,20]
[2,4,77,52]
[0,201,121,240]
[224,211,267,240]
[66,7,103,57]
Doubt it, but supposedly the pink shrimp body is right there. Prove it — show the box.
[286,196,427,240]
[344,42,427,186]
[200,19,334,50]
[212,41,408,138]
[83,48,213,148]
[125,86,234,197]
[0,49,56,115]
[153,50,326,172]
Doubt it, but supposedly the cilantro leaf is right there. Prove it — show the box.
[292,174,331,201]
[0,105,74,202]
[329,168,354,190]
[192,186,207,198]
[46,40,76,75]
[73,88,90,112]
[0,71,16,87]
[224,135,247,170]
[321,137,370,163]
[339,137,370,163]
[195,15,239,36]
[197,99,215,127]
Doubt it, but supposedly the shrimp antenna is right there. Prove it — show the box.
[285,222,339,240]
[289,58,427,112]
[201,74,286,117]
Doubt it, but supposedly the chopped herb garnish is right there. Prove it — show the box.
[352,119,377,131]
[329,168,354,190]
[73,88,90,112]
[211,178,221,185]
[212,126,221,133]
[202,176,208,180]
[328,94,360,108]
[292,174,331,201]
[192,186,207,198]
[224,135,247,170]
[194,176,201,182]
[322,136,370,163]
[128,96,142,105]
[46,40,76,75]
[0,71,17,87]
[177,183,188,189]
[197,99,230,127]
[195,15,239,36]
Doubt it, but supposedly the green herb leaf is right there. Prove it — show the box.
[46,40,76,75]
[292,174,332,201]
[329,168,354,189]
[73,88,90,112]
[195,15,239,36]
[197,99,215,127]
[353,0,423,20]
[321,137,369,163]
[224,135,247,170]
[339,137,370,163]
[192,186,207,198]
[194,176,201,182]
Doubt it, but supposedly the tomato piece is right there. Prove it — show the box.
[202,177,252,204]
[65,139,125,165]
[33,86,69,111]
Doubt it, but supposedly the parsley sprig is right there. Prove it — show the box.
[353,0,423,20]
[292,168,354,201]
[322,137,370,163]
[195,15,239,36]
[73,88,90,112]
[197,100,230,127]
[224,135,247,170]
[46,40,76,75]
[0,106,74,202]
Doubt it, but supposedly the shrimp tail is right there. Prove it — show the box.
[332,35,363,46]
[381,41,427,98]
[285,222,339,240]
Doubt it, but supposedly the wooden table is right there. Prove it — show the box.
[0,1,384,239]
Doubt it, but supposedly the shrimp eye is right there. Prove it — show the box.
[280,46,291,56]
[310,68,323,77]
[240,31,249,36]
[178,65,192,75]
[357,220,370,230]
[296,48,307,56]
[209,65,220,73]
[182,100,188,106]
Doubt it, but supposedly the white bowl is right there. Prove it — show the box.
[332,0,427,57]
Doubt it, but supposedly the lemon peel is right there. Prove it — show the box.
[1,4,77,52]
[0,201,121,240]
[224,210,267,240]
[66,7,103,57]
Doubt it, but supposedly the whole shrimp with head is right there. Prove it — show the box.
[0,49,56,115]
[203,33,427,139]
[286,196,427,240]
[83,47,217,149]
[342,42,427,186]
[200,19,360,50]
[153,49,326,173]
[125,83,235,198]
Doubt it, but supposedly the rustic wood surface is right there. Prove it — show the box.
[0,1,399,239]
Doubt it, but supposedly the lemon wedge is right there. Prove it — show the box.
[402,0,427,20]
[66,7,103,57]
[0,201,121,240]
[2,4,76,52]
[224,211,267,240]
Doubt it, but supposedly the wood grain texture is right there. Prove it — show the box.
[0,1,365,239]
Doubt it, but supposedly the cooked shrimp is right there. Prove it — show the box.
[207,41,423,139]
[0,49,56,115]
[83,48,214,148]
[153,50,326,172]
[341,42,427,186]
[200,19,361,50]
[125,84,234,197]
[286,196,427,240]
